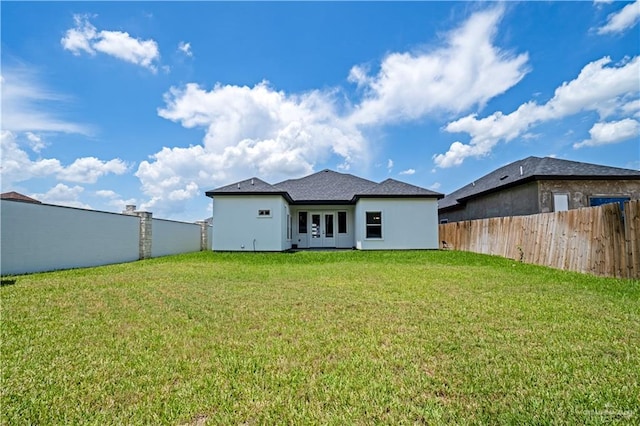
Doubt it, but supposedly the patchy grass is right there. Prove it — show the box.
[2,251,639,424]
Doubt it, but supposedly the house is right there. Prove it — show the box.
[205,169,443,251]
[0,192,41,204]
[438,156,640,223]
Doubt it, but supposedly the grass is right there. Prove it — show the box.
[1,250,639,425]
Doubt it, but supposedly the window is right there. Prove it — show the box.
[287,214,292,240]
[589,196,630,211]
[338,211,347,234]
[258,209,271,217]
[553,194,568,212]
[298,212,307,233]
[366,211,382,239]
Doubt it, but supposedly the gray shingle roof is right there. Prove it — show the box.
[439,156,640,210]
[206,169,443,203]
[211,177,281,194]
[356,178,443,198]
[273,170,376,202]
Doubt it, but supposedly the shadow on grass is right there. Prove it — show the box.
[1,279,17,287]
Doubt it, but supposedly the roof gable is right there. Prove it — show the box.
[274,169,376,202]
[356,178,444,199]
[439,156,640,210]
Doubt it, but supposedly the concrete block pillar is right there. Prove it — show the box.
[196,221,210,251]
[137,211,152,259]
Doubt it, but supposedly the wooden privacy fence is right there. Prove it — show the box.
[439,200,640,279]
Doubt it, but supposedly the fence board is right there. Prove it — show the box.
[439,200,639,279]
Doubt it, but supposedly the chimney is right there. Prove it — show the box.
[520,165,524,176]
[123,205,137,215]
[251,178,255,185]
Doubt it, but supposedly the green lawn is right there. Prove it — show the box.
[2,251,639,425]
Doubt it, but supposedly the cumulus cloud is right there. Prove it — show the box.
[1,131,129,189]
[61,14,160,72]
[137,81,366,215]
[32,183,92,209]
[387,159,394,173]
[434,56,640,167]
[574,118,640,148]
[96,189,137,210]
[349,6,529,125]
[597,0,640,34]
[138,7,534,215]
[25,132,46,153]
[178,41,193,57]
[399,168,416,175]
[1,67,92,135]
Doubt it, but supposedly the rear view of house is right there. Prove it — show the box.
[206,169,443,251]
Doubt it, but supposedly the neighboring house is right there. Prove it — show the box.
[206,169,443,251]
[438,156,640,223]
[0,192,41,204]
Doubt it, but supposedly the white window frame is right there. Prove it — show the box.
[553,194,569,212]
[365,211,383,239]
[257,209,272,218]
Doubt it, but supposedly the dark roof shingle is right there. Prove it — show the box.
[207,169,443,203]
[439,156,640,210]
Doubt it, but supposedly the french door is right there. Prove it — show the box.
[309,212,335,248]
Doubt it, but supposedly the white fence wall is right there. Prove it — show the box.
[1,200,140,275]
[1,200,211,276]
[152,219,202,258]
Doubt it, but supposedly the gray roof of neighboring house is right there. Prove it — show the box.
[439,156,640,211]
[206,169,443,203]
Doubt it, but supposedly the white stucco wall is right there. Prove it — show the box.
[355,198,439,250]
[211,195,289,251]
[1,200,140,275]
[152,219,202,257]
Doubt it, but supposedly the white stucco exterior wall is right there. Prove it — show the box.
[1,200,140,275]
[355,198,439,250]
[152,219,202,257]
[211,195,289,251]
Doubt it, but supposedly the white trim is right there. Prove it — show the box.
[364,210,383,240]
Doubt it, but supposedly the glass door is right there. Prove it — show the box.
[309,212,336,248]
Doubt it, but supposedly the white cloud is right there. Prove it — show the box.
[32,183,92,209]
[1,131,129,189]
[429,182,441,190]
[1,66,92,134]
[399,168,416,175]
[57,157,129,183]
[178,41,193,57]
[434,56,640,167]
[597,0,640,34]
[349,6,529,125]
[137,7,533,215]
[61,14,160,72]
[387,159,394,172]
[137,81,367,216]
[25,132,46,153]
[574,118,640,148]
[95,189,137,210]
[60,14,97,55]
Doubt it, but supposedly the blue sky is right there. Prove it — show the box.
[2,1,639,221]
